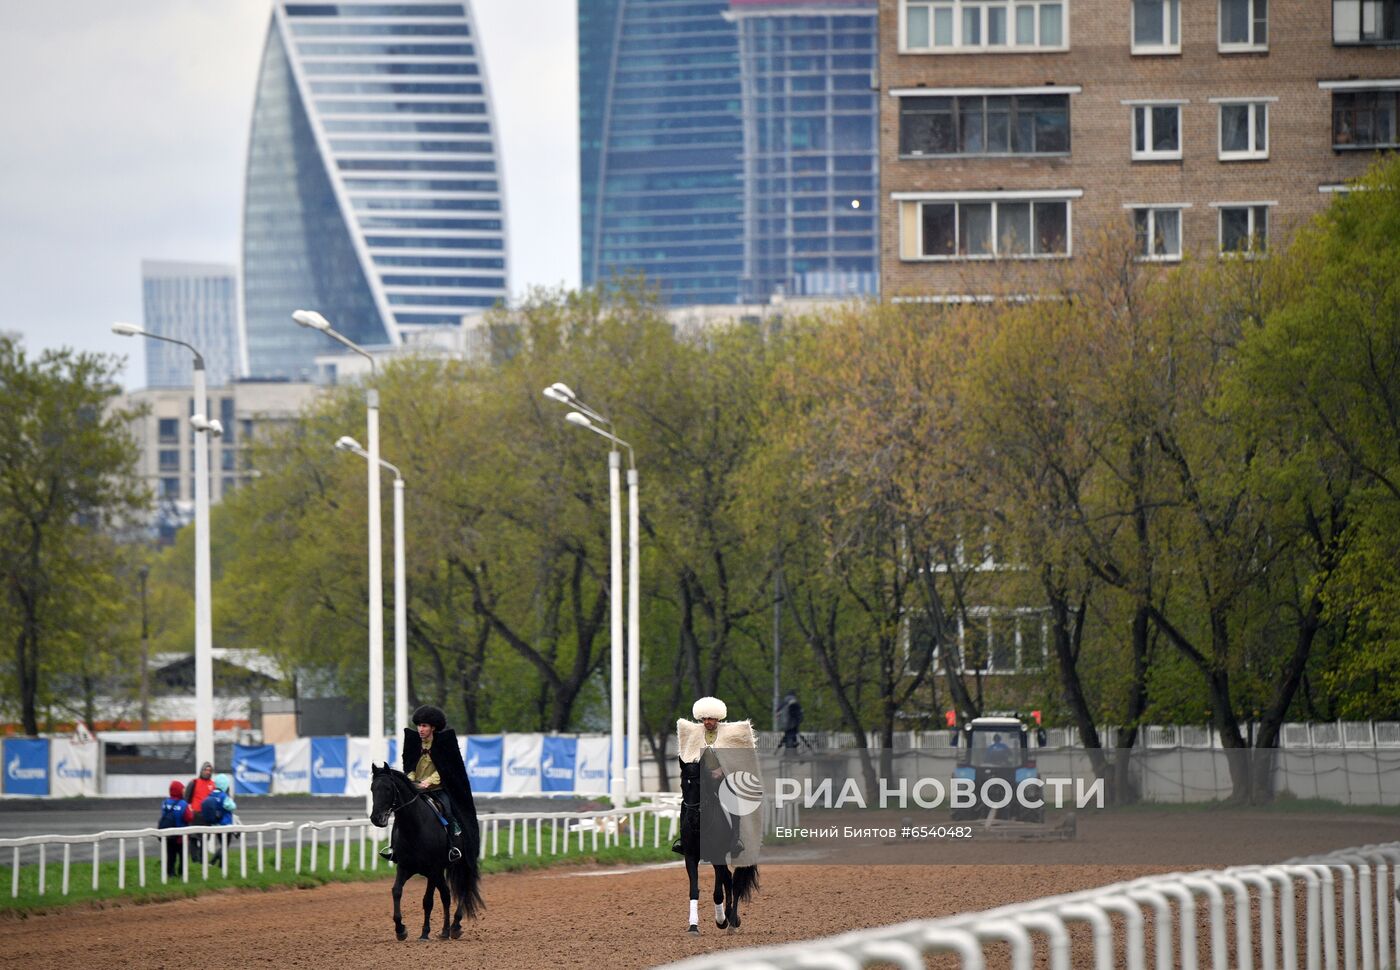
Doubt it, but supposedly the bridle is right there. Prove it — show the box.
[373,772,423,823]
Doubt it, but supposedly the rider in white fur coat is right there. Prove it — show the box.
[675,696,761,934]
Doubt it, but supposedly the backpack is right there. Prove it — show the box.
[200,790,226,825]
[158,798,186,829]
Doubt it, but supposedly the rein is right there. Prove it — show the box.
[377,773,425,818]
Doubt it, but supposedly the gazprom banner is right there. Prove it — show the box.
[502,733,543,794]
[310,737,348,795]
[465,735,502,793]
[540,735,578,792]
[3,738,50,796]
[574,735,611,795]
[273,737,310,794]
[50,738,99,797]
[232,743,275,795]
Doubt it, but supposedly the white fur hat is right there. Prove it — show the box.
[692,696,727,721]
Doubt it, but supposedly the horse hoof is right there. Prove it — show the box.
[687,924,700,936]
[395,930,407,941]
[450,927,463,940]
[439,932,450,940]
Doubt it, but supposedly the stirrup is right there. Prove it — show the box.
[448,846,463,862]
[379,845,394,861]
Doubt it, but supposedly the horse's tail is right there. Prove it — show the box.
[732,864,759,904]
[450,825,484,918]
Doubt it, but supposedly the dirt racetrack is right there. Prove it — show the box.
[2,810,1394,969]
[2,862,1169,969]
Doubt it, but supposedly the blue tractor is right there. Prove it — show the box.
[950,715,1046,824]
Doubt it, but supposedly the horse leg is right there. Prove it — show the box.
[684,852,700,933]
[391,868,409,941]
[437,871,451,939]
[716,865,738,931]
[711,864,728,928]
[450,864,466,939]
[419,876,435,940]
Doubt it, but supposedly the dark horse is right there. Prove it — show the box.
[680,759,759,933]
[369,764,483,941]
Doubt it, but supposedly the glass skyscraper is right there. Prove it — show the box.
[578,0,745,305]
[726,0,879,301]
[141,260,241,388]
[242,1,508,381]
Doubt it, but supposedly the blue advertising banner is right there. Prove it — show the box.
[3,738,50,796]
[232,743,275,795]
[465,735,502,793]
[310,737,348,795]
[540,735,578,792]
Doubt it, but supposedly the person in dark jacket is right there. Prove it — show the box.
[380,705,479,864]
[157,780,193,876]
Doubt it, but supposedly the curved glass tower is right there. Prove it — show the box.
[242,1,508,380]
[579,0,744,306]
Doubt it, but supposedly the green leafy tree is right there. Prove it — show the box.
[0,337,146,734]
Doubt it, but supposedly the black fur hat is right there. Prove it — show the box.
[411,704,447,730]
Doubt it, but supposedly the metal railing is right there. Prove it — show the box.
[1,803,681,899]
[656,841,1400,970]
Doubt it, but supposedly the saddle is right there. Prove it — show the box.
[423,792,451,829]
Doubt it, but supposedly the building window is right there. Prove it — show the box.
[1131,103,1183,159]
[1332,90,1400,149]
[1220,0,1268,48]
[960,609,1048,673]
[903,0,1067,51]
[160,477,180,499]
[899,93,1071,157]
[1218,204,1270,254]
[1132,207,1184,260]
[1132,0,1180,52]
[899,195,1072,260]
[158,449,180,472]
[1218,101,1269,158]
[1333,0,1400,44]
[157,418,180,444]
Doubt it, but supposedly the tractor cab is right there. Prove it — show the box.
[951,715,1045,822]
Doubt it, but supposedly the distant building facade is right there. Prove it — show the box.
[579,0,745,305]
[726,0,880,302]
[879,0,1400,300]
[114,380,321,542]
[241,0,509,381]
[140,260,241,388]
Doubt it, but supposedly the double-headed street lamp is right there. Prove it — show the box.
[292,310,385,808]
[543,382,640,802]
[336,436,408,744]
[112,323,219,771]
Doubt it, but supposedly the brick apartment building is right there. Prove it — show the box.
[878,0,1399,298]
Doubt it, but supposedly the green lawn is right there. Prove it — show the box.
[1,824,677,914]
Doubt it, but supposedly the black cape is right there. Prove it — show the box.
[402,727,480,848]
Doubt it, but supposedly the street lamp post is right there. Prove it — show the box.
[112,323,217,772]
[293,311,384,812]
[543,383,639,802]
[138,564,151,730]
[336,436,408,740]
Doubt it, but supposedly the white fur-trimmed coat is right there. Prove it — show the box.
[676,718,757,764]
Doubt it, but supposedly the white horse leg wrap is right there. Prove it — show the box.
[714,902,726,923]
[688,899,698,925]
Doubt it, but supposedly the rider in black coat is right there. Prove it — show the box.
[382,705,480,863]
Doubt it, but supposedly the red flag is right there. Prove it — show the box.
[945,710,956,727]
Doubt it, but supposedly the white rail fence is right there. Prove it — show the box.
[659,841,1400,970]
[1,803,683,900]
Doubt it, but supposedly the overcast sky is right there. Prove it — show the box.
[0,1,580,388]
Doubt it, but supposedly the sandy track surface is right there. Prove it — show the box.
[2,862,1163,969]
